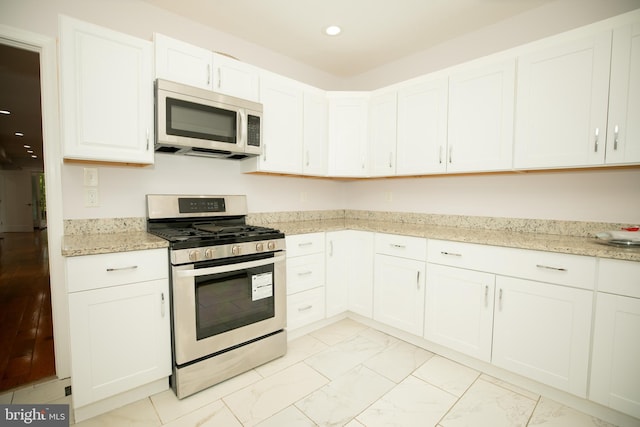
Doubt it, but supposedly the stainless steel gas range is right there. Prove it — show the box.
[146,194,287,399]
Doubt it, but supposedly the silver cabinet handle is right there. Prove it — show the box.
[297,270,313,276]
[416,270,420,290]
[614,125,619,151]
[146,129,150,150]
[389,152,393,169]
[439,146,443,164]
[484,285,489,307]
[536,264,567,272]
[106,265,138,272]
[440,251,462,257]
[498,288,503,311]
[207,64,211,86]
[390,243,406,249]
[594,127,600,152]
[298,305,313,312]
[263,144,267,161]
[329,241,334,256]
[298,242,314,247]
[161,292,165,317]
[306,150,310,167]
[361,156,365,169]
[449,146,453,164]
[217,67,221,89]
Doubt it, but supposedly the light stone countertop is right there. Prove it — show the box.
[61,232,169,257]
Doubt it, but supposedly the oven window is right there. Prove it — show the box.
[166,97,237,143]
[194,263,274,340]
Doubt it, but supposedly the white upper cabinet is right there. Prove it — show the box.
[59,16,154,164]
[514,31,612,168]
[369,89,398,176]
[607,21,640,165]
[254,72,304,174]
[154,33,259,101]
[447,58,515,173]
[396,76,449,175]
[303,88,329,176]
[327,92,370,177]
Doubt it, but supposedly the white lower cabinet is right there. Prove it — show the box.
[424,264,495,361]
[590,259,640,418]
[66,249,171,411]
[492,276,593,398]
[373,233,427,336]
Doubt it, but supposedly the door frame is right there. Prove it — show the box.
[0,25,69,379]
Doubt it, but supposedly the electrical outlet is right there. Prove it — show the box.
[83,167,98,186]
[85,187,99,207]
[385,191,393,202]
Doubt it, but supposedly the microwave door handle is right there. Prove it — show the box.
[237,109,247,150]
[175,254,285,278]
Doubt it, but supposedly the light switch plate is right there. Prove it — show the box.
[84,188,99,207]
[83,168,98,186]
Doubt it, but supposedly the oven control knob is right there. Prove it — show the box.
[231,245,240,255]
[188,250,201,262]
[256,242,264,252]
[267,241,276,251]
[204,248,215,259]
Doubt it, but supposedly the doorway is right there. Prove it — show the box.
[0,43,55,391]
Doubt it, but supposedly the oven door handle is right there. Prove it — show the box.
[175,254,285,278]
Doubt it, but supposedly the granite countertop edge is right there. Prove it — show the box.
[61,219,639,262]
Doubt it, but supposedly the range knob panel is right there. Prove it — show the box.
[256,242,265,252]
[267,241,276,250]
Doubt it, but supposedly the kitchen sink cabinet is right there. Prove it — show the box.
[446,58,515,173]
[369,89,398,176]
[373,234,427,336]
[66,249,171,418]
[396,76,449,175]
[154,33,259,101]
[327,93,370,177]
[325,230,374,318]
[590,259,640,418]
[514,31,612,168]
[285,233,326,330]
[492,276,593,398]
[424,264,495,362]
[59,16,154,164]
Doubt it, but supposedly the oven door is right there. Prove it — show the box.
[171,252,286,366]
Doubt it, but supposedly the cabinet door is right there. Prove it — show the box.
[447,59,515,172]
[68,279,171,407]
[258,73,304,173]
[211,53,259,102]
[607,22,640,165]
[373,254,426,336]
[328,93,370,177]
[303,89,328,176]
[59,16,154,164]
[424,264,495,362]
[325,231,374,318]
[590,293,640,418]
[493,276,593,397]
[514,32,612,168]
[369,90,398,176]
[154,33,212,90]
[396,77,448,175]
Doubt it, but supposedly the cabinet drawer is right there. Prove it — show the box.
[428,239,500,271]
[67,248,168,293]
[500,248,596,290]
[286,253,325,295]
[375,233,427,260]
[598,258,640,298]
[287,287,325,330]
[286,232,325,257]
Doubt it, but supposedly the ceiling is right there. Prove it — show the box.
[145,0,555,77]
[0,43,43,171]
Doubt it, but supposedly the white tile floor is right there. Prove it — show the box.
[0,318,621,426]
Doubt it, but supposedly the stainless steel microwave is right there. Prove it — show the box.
[155,79,262,159]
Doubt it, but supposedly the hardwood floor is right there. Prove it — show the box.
[0,230,55,391]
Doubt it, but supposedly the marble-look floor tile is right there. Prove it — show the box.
[73,398,161,427]
[356,375,458,427]
[150,369,262,424]
[345,419,365,426]
[528,397,617,427]
[480,374,540,401]
[310,318,369,346]
[12,377,71,404]
[255,334,328,378]
[364,340,433,383]
[255,405,316,427]
[162,400,242,427]
[296,365,395,426]
[305,334,386,380]
[357,327,400,347]
[223,362,329,426]
[413,355,479,397]
[440,378,537,427]
[0,391,13,404]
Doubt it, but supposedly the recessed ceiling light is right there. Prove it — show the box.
[324,25,341,36]
[0,110,10,115]
[31,155,38,159]
[15,132,24,137]
[23,144,31,148]
[27,150,34,154]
